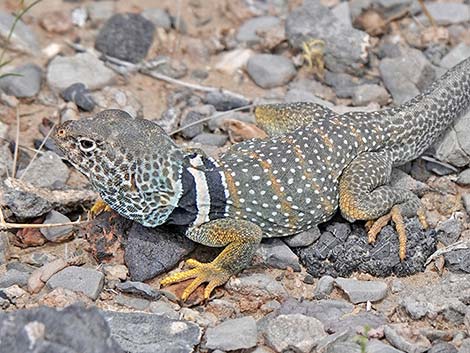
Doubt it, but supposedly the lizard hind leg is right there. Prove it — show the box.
[339,152,425,261]
[160,218,262,301]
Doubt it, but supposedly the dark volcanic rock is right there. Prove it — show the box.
[125,223,195,281]
[0,304,123,353]
[95,13,155,63]
[61,83,96,111]
[295,218,436,278]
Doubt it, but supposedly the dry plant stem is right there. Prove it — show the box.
[169,104,255,136]
[418,0,436,27]
[0,137,45,155]
[140,68,250,101]
[19,122,56,181]
[11,106,20,178]
[0,0,43,63]
[0,204,88,231]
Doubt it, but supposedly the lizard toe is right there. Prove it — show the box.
[88,198,112,219]
[161,260,231,301]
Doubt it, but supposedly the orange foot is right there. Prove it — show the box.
[88,198,112,219]
[160,259,230,301]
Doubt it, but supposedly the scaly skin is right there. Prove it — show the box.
[53,57,470,300]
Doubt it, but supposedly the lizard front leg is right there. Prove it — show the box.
[160,218,262,301]
[339,151,426,260]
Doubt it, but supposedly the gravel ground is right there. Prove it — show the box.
[0,0,470,352]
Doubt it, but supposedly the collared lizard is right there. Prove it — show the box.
[53,57,470,300]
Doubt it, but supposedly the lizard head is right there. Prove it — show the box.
[52,109,185,226]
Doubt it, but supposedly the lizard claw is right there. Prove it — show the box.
[367,205,408,261]
[160,259,231,301]
[88,198,112,219]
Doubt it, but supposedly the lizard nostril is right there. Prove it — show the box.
[57,129,66,137]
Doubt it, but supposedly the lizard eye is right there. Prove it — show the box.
[78,138,97,152]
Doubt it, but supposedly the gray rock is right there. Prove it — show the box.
[324,71,361,98]
[0,269,29,288]
[204,91,250,111]
[150,56,188,79]
[461,339,470,353]
[2,185,52,219]
[429,343,458,353]
[436,216,463,246]
[47,52,117,91]
[0,304,123,353]
[92,86,143,118]
[286,0,369,74]
[247,54,296,88]
[328,311,387,336]
[288,78,336,101]
[116,280,161,300]
[87,1,115,23]
[0,12,40,54]
[192,133,227,147]
[40,210,73,242]
[116,294,150,311]
[314,275,335,299]
[262,314,326,353]
[95,13,155,64]
[367,340,406,353]
[384,325,431,353]
[285,89,334,106]
[444,249,470,274]
[463,194,470,214]
[457,168,470,185]
[335,278,388,304]
[149,300,179,319]
[257,238,301,271]
[103,311,201,353]
[440,43,470,70]
[158,107,181,134]
[399,273,470,324]
[205,316,257,350]
[142,8,172,29]
[237,16,281,46]
[284,227,321,247]
[433,110,470,167]
[226,273,288,299]
[423,3,470,25]
[327,341,362,353]
[180,105,216,139]
[61,83,96,111]
[390,168,430,196]
[352,84,390,106]
[0,232,10,265]
[47,266,104,300]
[0,143,12,180]
[19,151,69,189]
[278,298,354,330]
[332,2,352,27]
[7,262,34,274]
[0,64,42,98]
[125,223,195,282]
[380,48,436,105]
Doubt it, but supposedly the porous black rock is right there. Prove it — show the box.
[295,218,436,278]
